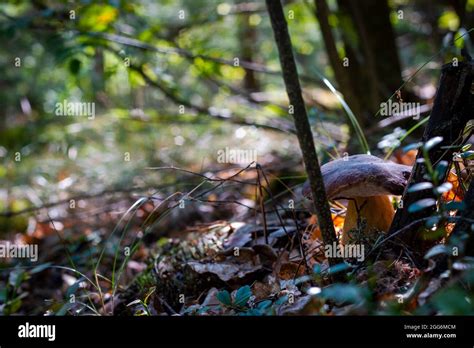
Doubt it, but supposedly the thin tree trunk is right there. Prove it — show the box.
[346,1,381,109]
[357,0,403,96]
[313,0,363,143]
[388,60,474,258]
[335,0,404,137]
[238,13,260,91]
[93,47,105,104]
[336,0,378,123]
[265,0,343,278]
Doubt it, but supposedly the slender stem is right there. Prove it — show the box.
[265,0,343,280]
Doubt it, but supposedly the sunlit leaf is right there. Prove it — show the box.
[423,136,443,151]
[408,198,436,213]
[434,182,453,194]
[407,182,433,192]
[403,142,422,153]
[424,245,450,259]
[434,160,449,180]
[460,151,474,159]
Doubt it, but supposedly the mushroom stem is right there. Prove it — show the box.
[341,196,394,245]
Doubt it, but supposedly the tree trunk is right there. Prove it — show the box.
[357,0,403,96]
[265,0,343,278]
[93,47,105,104]
[335,0,403,132]
[336,0,378,124]
[313,0,364,141]
[238,13,260,91]
[451,180,474,256]
[388,60,474,259]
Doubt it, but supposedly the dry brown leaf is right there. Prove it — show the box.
[201,287,221,307]
[279,295,321,315]
[442,171,464,202]
[223,223,255,249]
[187,260,262,282]
[393,149,417,166]
[253,276,280,300]
[278,262,305,280]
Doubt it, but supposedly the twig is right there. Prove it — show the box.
[266,0,343,281]
[256,166,269,244]
[145,165,257,185]
[77,30,324,87]
[0,185,165,217]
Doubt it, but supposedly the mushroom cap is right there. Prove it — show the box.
[302,154,412,200]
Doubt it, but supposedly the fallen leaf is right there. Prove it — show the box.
[442,171,464,202]
[279,295,320,315]
[188,260,263,283]
[278,262,306,280]
[223,224,255,248]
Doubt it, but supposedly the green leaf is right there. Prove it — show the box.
[78,4,118,31]
[314,71,370,154]
[460,151,474,159]
[403,142,422,152]
[66,277,85,298]
[408,198,436,213]
[320,284,367,304]
[444,201,466,211]
[9,269,26,288]
[407,182,433,192]
[328,262,350,275]
[384,117,429,160]
[275,295,288,305]
[6,297,22,314]
[431,287,472,315]
[257,300,272,310]
[313,264,322,275]
[424,245,450,259]
[425,215,441,228]
[30,262,52,274]
[216,290,232,306]
[0,288,7,302]
[294,275,312,285]
[234,285,252,307]
[69,58,81,75]
[56,302,71,316]
[434,161,449,180]
[424,136,443,151]
[434,182,452,195]
[461,144,472,152]
[197,306,210,314]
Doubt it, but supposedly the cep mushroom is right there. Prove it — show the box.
[302,154,411,245]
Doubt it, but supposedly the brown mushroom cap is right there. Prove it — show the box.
[302,154,412,200]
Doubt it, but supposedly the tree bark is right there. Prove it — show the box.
[313,0,364,142]
[238,13,260,91]
[93,47,105,103]
[357,0,403,96]
[335,0,404,135]
[388,60,474,258]
[265,0,343,277]
[451,180,474,256]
